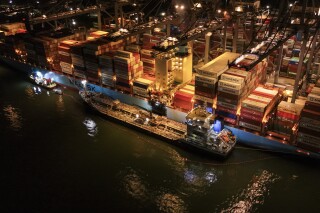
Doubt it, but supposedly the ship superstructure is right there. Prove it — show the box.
[183,106,236,157]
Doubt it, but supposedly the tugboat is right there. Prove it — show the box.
[180,106,237,158]
[29,71,57,90]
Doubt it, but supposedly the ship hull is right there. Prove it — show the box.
[179,139,234,159]
[1,56,320,160]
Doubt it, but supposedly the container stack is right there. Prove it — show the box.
[34,37,54,68]
[140,49,155,76]
[99,54,114,87]
[114,50,143,93]
[194,74,217,108]
[24,37,37,65]
[297,86,320,152]
[216,69,247,125]
[70,43,86,79]
[58,40,79,75]
[0,35,24,59]
[271,101,303,140]
[0,22,26,36]
[83,40,106,83]
[173,85,195,111]
[132,77,154,98]
[23,37,53,68]
[194,52,240,111]
[140,33,161,76]
[287,57,307,78]
[239,86,280,132]
[215,55,267,125]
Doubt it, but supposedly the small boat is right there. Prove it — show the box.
[29,72,57,90]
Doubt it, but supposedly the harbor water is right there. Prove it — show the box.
[1,64,320,213]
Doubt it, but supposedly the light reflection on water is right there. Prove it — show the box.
[121,167,148,201]
[24,86,35,99]
[3,105,22,130]
[83,118,98,137]
[56,95,65,112]
[218,170,279,213]
[156,193,187,213]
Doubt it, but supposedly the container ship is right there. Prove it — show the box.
[1,1,320,160]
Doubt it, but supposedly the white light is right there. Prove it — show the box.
[266,5,270,9]
[81,80,87,86]
[70,8,73,11]
[175,5,179,9]
[161,12,165,16]
[180,5,184,10]
[217,9,221,13]
[36,71,43,78]
[289,3,293,7]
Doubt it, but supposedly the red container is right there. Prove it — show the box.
[216,105,237,114]
[218,91,242,100]
[239,116,262,126]
[276,110,299,121]
[240,111,263,121]
[301,109,320,120]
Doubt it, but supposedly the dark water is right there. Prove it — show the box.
[1,64,320,213]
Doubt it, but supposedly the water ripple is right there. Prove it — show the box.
[118,167,149,202]
[3,105,22,131]
[217,170,280,213]
[156,193,187,213]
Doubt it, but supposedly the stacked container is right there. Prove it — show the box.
[239,86,280,132]
[194,52,240,110]
[83,40,105,83]
[140,33,161,76]
[215,53,267,125]
[287,57,307,78]
[24,37,37,64]
[173,84,195,111]
[58,40,79,75]
[99,53,114,87]
[0,35,25,59]
[114,50,143,93]
[70,43,86,79]
[216,69,247,125]
[272,101,303,140]
[297,86,320,152]
[132,77,154,98]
